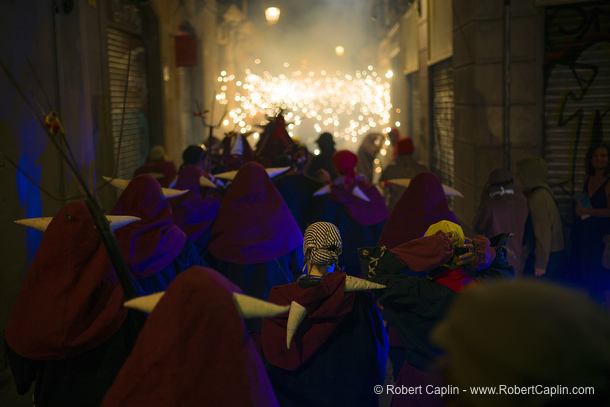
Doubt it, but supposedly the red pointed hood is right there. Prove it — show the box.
[5,201,128,359]
[101,266,279,407]
[166,165,221,243]
[207,162,302,264]
[111,174,187,279]
[329,181,390,226]
[378,171,457,248]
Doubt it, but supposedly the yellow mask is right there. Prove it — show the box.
[424,220,465,248]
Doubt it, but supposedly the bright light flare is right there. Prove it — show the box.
[265,7,280,24]
[215,66,392,148]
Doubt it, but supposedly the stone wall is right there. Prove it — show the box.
[453,0,543,230]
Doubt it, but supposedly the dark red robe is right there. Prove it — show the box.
[206,162,303,305]
[261,271,388,407]
[378,171,458,249]
[111,174,201,294]
[101,266,279,407]
[166,164,221,254]
[5,201,140,406]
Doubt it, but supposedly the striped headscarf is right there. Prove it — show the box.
[303,222,342,266]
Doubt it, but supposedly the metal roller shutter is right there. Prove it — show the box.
[543,3,610,235]
[107,26,150,180]
[430,58,455,208]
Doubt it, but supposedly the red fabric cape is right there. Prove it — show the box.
[378,171,457,248]
[389,233,487,292]
[166,165,221,243]
[207,162,302,264]
[100,266,278,407]
[261,271,356,371]
[5,201,128,360]
[329,180,390,226]
[389,233,453,272]
[111,174,187,279]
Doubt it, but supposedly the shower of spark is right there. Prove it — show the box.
[215,65,392,152]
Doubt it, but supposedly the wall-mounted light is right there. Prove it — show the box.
[265,7,280,24]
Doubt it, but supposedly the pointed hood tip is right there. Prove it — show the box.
[233,293,290,318]
[214,170,238,180]
[107,215,141,231]
[352,185,371,202]
[266,167,290,178]
[388,178,463,198]
[103,175,131,191]
[104,175,188,199]
[199,176,217,189]
[286,301,307,349]
[14,217,54,232]
[344,275,386,292]
[312,184,331,197]
[161,187,189,199]
[124,292,165,313]
[443,185,464,198]
[15,215,140,232]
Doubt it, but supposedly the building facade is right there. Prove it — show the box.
[374,0,609,237]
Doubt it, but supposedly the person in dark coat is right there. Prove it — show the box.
[375,171,463,395]
[472,168,528,277]
[360,220,514,407]
[261,222,388,407]
[516,157,566,280]
[306,132,337,181]
[570,143,610,302]
[5,201,142,407]
[272,144,325,234]
[355,132,381,183]
[179,144,205,173]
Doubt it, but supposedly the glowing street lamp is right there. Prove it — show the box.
[265,7,280,24]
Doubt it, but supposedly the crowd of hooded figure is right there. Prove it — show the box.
[4,112,610,407]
